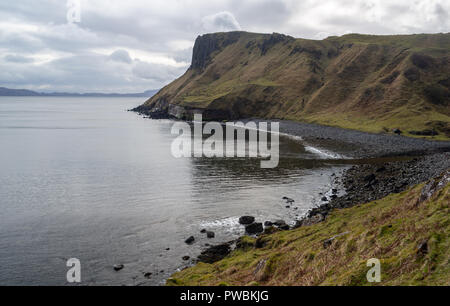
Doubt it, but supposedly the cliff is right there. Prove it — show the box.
[134,31,450,140]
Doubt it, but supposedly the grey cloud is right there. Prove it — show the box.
[132,60,186,82]
[110,50,132,64]
[4,54,35,63]
[0,0,449,92]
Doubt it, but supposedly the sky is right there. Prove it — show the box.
[0,0,449,93]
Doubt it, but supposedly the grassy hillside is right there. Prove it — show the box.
[138,32,450,140]
[167,173,449,286]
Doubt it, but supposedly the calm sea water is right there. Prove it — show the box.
[0,97,346,286]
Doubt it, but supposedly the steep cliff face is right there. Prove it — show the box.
[134,31,450,139]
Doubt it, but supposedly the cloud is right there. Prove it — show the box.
[4,54,35,63]
[109,49,132,64]
[0,0,449,92]
[201,11,241,33]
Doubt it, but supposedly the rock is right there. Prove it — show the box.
[273,220,287,227]
[185,236,195,245]
[200,229,207,233]
[166,248,170,251]
[245,223,264,235]
[264,221,273,227]
[393,128,402,135]
[278,224,290,231]
[301,213,325,227]
[285,205,291,209]
[239,216,256,225]
[284,197,295,204]
[323,232,350,249]
[321,197,328,202]
[417,240,428,255]
[144,272,152,279]
[206,231,215,239]
[197,243,232,264]
[409,130,438,136]
[364,173,376,182]
[113,264,124,271]
[332,189,338,194]
[182,256,190,261]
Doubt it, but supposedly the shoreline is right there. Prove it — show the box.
[133,113,450,285]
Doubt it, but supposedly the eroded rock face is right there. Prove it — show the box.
[191,32,242,70]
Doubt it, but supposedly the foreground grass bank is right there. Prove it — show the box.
[168,174,449,286]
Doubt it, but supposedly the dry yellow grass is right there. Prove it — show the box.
[168,179,449,286]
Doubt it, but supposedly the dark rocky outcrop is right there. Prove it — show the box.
[197,243,232,264]
[245,223,264,235]
[191,32,242,70]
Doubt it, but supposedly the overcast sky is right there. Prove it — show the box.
[1,0,449,93]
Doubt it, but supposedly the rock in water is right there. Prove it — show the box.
[206,231,215,239]
[264,221,274,227]
[113,264,124,272]
[182,256,190,261]
[245,223,264,235]
[239,216,255,225]
[185,236,195,245]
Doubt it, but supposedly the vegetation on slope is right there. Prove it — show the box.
[138,32,450,140]
[167,173,449,286]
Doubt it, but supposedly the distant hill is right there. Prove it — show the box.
[135,31,450,140]
[0,87,158,98]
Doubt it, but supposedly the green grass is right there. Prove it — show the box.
[168,182,450,286]
[141,32,450,140]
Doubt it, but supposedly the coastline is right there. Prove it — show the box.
[133,113,450,285]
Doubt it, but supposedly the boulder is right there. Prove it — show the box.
[239,216,255,225]
[197,243,232,264]
[185,236,195,245]
[182,256,190,261]
[273,220,285,226]
[144,272,152,279]
[113,264,124,272]
[245,223,264,235]
[206,231,215,239]
[264,221,273,227]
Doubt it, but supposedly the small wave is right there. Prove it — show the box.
[304,146,344,159]
[199,216,240,229]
